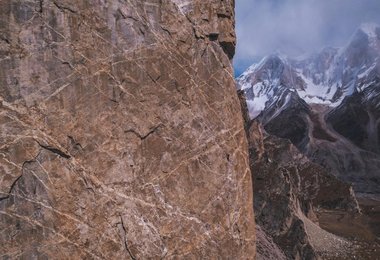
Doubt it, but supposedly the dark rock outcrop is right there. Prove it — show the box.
[243,115,358,259]
[328,81,380,154]
[252,86,380,193]
[0,1,256,258]
[256,225,287,260]
[259,90,311,150]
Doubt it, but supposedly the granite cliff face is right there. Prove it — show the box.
[0,1,256,258]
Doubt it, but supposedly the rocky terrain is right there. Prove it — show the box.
[0,0,257,258]
[237,23,380,194]
[238,23,380,260]
[2,1,379,259]
[246,119,358,259]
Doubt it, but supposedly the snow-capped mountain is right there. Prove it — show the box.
[237,24,380,193]
[237,23,380,119]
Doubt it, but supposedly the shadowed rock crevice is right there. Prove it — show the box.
[0,174,22,201]
[0,147,41,201]
[119,216,137,260]
[219,41,235,60]
[38,143,71,159]
[52,1,77,14]
[38,0,43,13]
[124,124,163,141]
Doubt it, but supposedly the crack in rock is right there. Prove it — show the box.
[0,159,35,201]
[38,143,71,159]
[53,1,77,14]
[120,216,137,260]
[125,124,163,141]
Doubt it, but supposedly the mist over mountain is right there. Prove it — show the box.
[238,22,380,258]
[238,23,380,118]
[237,23,380,192]
[234,0,380,76]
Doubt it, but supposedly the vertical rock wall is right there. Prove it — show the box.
[0,0,256,258]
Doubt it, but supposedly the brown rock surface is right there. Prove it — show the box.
[0,0,256,258]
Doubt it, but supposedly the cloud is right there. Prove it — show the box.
[234,0,380,76]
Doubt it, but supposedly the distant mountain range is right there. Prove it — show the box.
[237,23,380,193]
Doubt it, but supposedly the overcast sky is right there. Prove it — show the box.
[234,0,380,76]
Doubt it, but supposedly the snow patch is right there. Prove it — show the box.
[171,0,192,14]
[247,97,268,118]
[360,23,379,39]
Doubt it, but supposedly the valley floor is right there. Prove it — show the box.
[316,194,380,259]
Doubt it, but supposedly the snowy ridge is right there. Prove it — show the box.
[237,55,292,118]
[237,24,380,119]
[359,23,379,41]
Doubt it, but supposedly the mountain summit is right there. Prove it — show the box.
[237,23,380,119]
[238,24,380,193]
